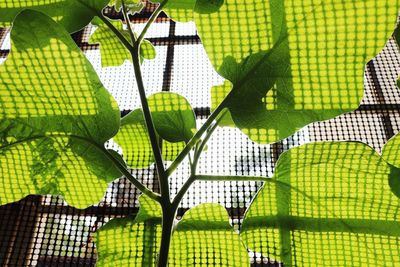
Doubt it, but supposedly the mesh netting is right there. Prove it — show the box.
[1,2,400,266]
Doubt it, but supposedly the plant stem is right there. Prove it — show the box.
[103,148,161,201]
[166,104,227,177]
[121,0,136,43]
[157,204,176,267]
[171,175,195,209]
[191,110,226,172]
[136,0,169,47]
[97,13,134,51]
[131,47,169,197]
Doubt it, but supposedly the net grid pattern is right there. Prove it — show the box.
[0,3,400,267]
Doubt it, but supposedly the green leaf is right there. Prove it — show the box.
[170,204,250,266]
[382,132,400,168]
[0,0,108,33]
[148,92,196,143]
[0,10,121,208]
[141,40,157,60]
[210,81,234,127]
[89,19,132,67]
[241,142,400,266]
[381,132,400,198]
[89,19,156,67]
[108,0,145,15]
[394,25,400,48]
[149,0,223,22]
[97,201,249,266]
[113,109,185,168]
[198,0,400,144]
[96,194,162,267]
[150,0,196,22]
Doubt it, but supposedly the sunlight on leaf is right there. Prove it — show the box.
[198,0,400,144]
[113,109,185,169]
[0,10,121,209]
[382,132,400,168]
[96,194,162,267]
[0,0,108,33]
[382,132,400,198]
[150,0,223,22]
[148,92,196,143]
[97,199,249,266]
[241,142,400,266]
[89,19,131,67]
[141,39,157,61]
[108,0,144,15]
[170,204,250,266]
[89,18,156,67]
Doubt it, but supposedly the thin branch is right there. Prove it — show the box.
[131,49,169,198]
[172,174,268,208]
[165,104,227,177]
[192,110,227,172]
[171,175,195,209]
[121,0,136,44]
[96,13,135,52]
[103,149,161,201]
[135,0,169,47]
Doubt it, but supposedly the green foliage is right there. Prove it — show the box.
[150,0,196,22]
[89,18,156,67]
[241,142,400,266]
[96,195,162,266]
[0,0,109,32]
[97,196,248,266]
[0,10,122,208]
[113,107,186,168]
[148,92,196,143]
[382,132,400,198]
[1,0,400,266]
[202,0,400,143]
[112,92,195,169]
[169,204,249,266]
[108,0,145,14]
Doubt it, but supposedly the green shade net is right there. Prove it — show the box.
[96,195,162,266]
[198,0,400,144]
[89,18,156,67]
[113,92,196,169]
[241,142,400,266]
[97,197,249,266]
[169,204,249,266]
[0,0,108,33]
[0,10,121,209]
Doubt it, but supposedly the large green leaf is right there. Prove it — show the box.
[96,194,162,267]
[241,142,400,266]
[198,0,400,144]
[0,0,108,33]
[0,10,121,208]
[150,0,223,22]
[148,92,196,143]
[169,204,249,266]
[382,132,400,198]
[113,108,185,168]
[382,132,400,168]
[97,199,249,266]
[89,18,156,67]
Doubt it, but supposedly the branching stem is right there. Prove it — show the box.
[131,48,169,197]
[166,103,227,177]
[135,0,169,47]
[121,0,136,43]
